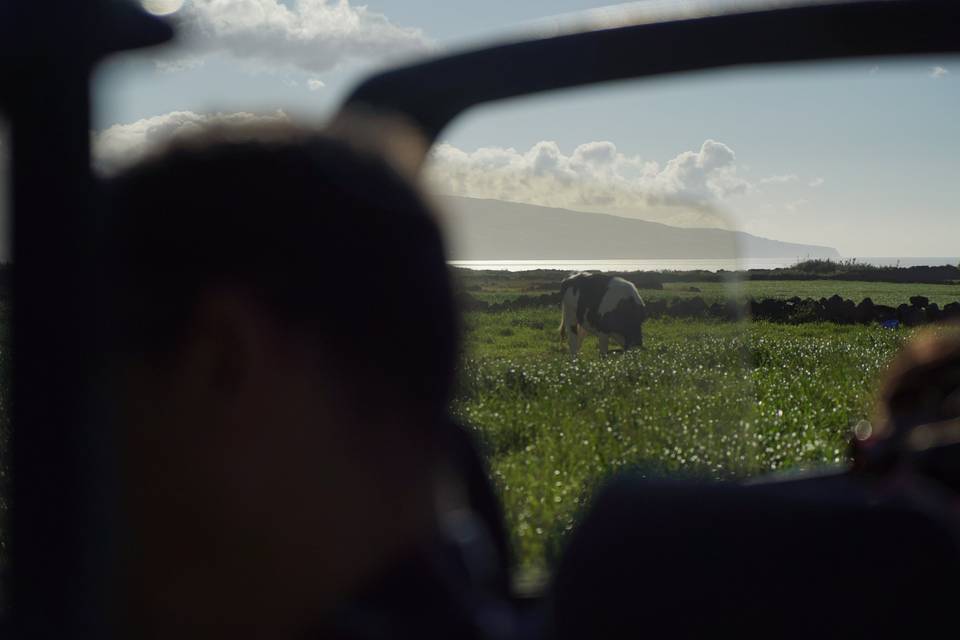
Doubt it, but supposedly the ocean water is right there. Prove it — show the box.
[448,258,960,272]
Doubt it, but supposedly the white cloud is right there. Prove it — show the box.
[427,139,752,219]
[784,199,809,213]
[808,177,825,188]
[155,56,205,73]
[869,65,880,75]
[759,174,798,185]
[94,110,291,174]
[307,78,326,91]
[930,66,950,79]
[162,0,431,73]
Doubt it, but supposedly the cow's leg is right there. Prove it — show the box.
[598,334,609,357]
[567,324,582,358]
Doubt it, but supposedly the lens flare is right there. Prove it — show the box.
[142,0,185,16]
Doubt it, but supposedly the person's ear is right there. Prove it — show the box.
[185,287,270,400]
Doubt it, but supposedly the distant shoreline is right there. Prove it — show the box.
[451,258,960,286]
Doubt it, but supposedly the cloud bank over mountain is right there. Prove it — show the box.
[428,138,750,215]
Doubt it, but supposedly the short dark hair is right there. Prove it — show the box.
[97,123,458,418]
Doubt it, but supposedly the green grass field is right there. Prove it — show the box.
[0,275,957,586]
[454,299,960,577]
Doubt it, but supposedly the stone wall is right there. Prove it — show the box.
[457,291,960,326]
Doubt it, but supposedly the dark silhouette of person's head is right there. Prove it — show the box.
[97,120,463,637]
[852,328,960,473]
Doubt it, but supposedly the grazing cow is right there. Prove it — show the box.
[559,273,646,357]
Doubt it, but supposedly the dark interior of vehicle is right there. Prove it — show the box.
[2,1,960,637]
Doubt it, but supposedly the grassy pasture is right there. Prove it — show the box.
[455,301,960,577]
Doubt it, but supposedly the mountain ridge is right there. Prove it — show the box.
[437,195,840,261]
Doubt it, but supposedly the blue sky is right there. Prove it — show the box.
[89,0,960,258]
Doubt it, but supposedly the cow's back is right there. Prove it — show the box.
[560,273,610,330]
[597,277,646,347]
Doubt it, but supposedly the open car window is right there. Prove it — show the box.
[86,0,960,595]
[424,55,960,580]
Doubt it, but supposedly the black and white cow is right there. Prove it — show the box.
[559,273,646,357]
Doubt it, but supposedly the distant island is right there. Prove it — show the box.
[439,196,840,261]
